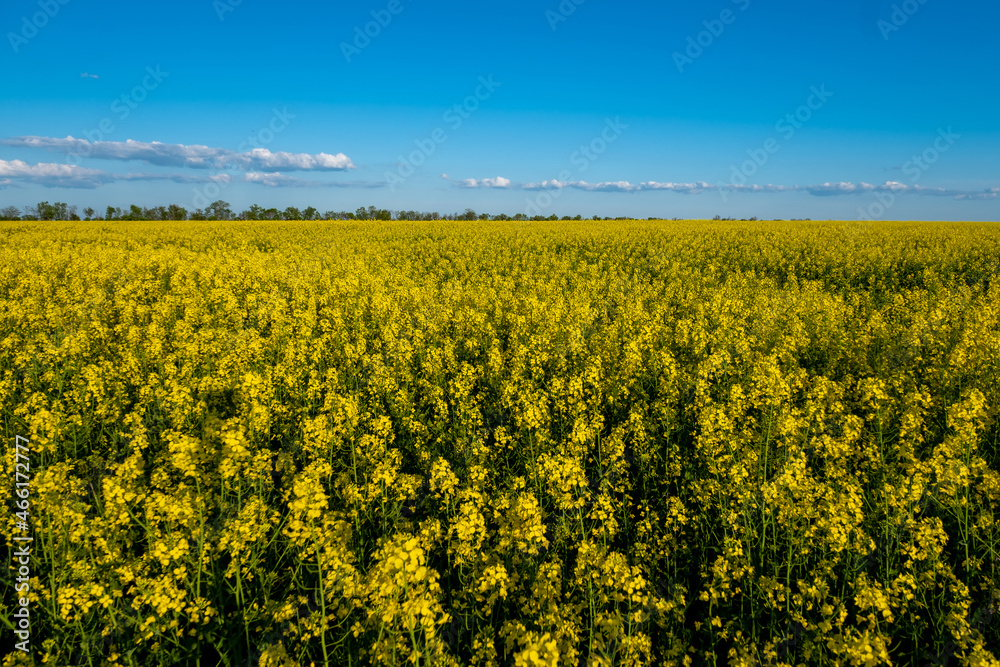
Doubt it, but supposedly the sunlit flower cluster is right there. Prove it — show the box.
[2,218,999,665]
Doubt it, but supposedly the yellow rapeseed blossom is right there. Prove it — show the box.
[3,218,1000,666]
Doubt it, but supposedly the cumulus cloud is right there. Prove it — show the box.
[244,171,297,187]
[2,136,354,172]
[803,181,872,196]
[494,178,745,194]
[0,158,249,189]
[574,181,641,192]
[440,174,511,189]
[237,148,354,171]
[0,159,111,188]
[451,175,998,200]
[243,172,385,189]
[0,157,383,190]
[456,176,512,189]
[640,181,713,194]
[522,179,570,190]
[800,181,998,199]
[725,184,794,193]
[936,187,999,200]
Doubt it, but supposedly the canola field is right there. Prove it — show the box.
[2,218,999,667]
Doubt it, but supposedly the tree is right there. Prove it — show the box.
[34,201,57,220]
[208,200,233,221]
[167,204,188,220]
[244,204,264,220]
[302,206,318,220]
[32,202,72,220]
[0,206,21,220]
[83,207,95,220]
[282,206,302,220]
[120,205,143,221]
[144,206,167,221]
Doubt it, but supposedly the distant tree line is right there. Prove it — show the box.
[0,201,770,223]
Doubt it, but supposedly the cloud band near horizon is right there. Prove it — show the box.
[2,136,996,201]
[445,175,999,200]
[1,136,354,172]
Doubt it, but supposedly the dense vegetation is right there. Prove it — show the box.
[2,219,998,666]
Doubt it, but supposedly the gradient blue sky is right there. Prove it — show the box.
[1,0,998,219]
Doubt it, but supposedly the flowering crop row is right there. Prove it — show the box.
[1,219,999,666]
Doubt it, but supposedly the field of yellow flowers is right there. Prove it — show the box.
[2,218,999,666]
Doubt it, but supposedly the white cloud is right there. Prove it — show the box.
[240,148,353,171]
[640,181,713,194]
[804,181,867,196]
[0,156,382,190]
[449,174,998,201]
[797,181,997,200]
[0,158,245,188]
[522,179,569,190]
[0,158,113,188]
[940,187,999,200]
[2,136,355,172]
[455,176,511,189]
[726,183,793,193]
[244,172,301,187]
[243,172,385,189]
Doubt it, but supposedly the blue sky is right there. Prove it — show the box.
[1,0,998,219]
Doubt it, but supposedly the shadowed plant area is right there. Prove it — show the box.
[1,218,999,666]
